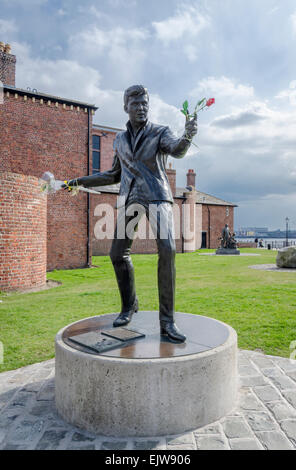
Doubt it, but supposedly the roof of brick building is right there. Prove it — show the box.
[91,184,237,207]
[175,187,237,207]
[3,84,98,109]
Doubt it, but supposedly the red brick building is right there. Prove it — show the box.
[0,44,97,272]
[0,43,237,283]
[91,160,236,255]
[90,128,237,253]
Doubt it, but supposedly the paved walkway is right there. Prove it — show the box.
[0,350,296,450]
[249,264,296,273]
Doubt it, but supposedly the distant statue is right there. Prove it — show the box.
[227,232,238,249]
[221,224,230,248]
[217,224,240,255]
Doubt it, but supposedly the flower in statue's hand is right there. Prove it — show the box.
[181,97,215,120]
[180,97,215,148]
[206,98,215,107]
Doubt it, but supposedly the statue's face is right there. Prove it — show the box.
[125,94,149,125]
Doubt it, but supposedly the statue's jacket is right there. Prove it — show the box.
[79,121,191,207]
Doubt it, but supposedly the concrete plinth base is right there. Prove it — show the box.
[216,248,240,255]
[55,312,238,437]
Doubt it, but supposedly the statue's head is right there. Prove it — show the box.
[124,85,149,125]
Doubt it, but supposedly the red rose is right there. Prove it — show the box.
[206,98,215,107]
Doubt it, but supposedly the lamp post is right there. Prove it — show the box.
[286,217,289,247]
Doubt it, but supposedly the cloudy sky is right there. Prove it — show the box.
[1,0,296,231]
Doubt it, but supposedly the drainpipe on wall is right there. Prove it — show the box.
[87,108,91,267]
[207,206,211,249]
[181,197,186,253]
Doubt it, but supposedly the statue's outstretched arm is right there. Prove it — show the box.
[67,154,121,188]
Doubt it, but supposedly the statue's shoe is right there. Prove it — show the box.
[160,322,186,343]
[113,298,139,327]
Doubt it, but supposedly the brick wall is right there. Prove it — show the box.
[0,172,47,291]
[92,193,199,256]
[0,91,92,270]
[202,204,234,249]
[92,195,234,254]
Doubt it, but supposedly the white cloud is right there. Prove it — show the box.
[57,9,66,17]
[152,5,209,44]
[211,101,275,129]
[77,5,108,20]
[191,76,254,101]
[183,44,198,62]
[291,11,296,36]
[89,5,105,19]
[0,19,17,35]
[2,0,47,4]
[184,96,296,220]
[236,193,296,230]
[13,43,197,145]
[268,6,280,15]
[68,25,148,81]
[11,41,127,127]
[203,100,296,148]
[149,94,184,131]
[107,0,138,7]
[275,80,296,106]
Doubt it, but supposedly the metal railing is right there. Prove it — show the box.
[263,240,296,249]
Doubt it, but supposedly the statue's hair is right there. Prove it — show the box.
[124,85,149,108]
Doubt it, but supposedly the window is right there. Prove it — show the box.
[92,135,100,174]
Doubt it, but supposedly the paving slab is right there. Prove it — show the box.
[229,438,263,450]
[255,431,294,450]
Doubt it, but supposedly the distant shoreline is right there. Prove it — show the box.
[236,236,296,240]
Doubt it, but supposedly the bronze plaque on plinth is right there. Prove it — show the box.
[68,328,145,354]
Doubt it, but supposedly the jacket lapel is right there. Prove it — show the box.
[134,121,152,154]
[122,127,133,157]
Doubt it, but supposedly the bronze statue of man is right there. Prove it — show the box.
[67,85,197,342]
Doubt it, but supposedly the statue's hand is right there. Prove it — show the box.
[62,178,80,190]
[67,179,79,186]
[184,115,198,140]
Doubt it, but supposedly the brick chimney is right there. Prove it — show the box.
[186,169,196,188]
[166,162,176,197]
[0,42,16,86]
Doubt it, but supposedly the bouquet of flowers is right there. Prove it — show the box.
[40,172,99,196]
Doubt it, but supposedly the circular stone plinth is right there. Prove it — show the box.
[55,312,238,437]
[198,253,260,256]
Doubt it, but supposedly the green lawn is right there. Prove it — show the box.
[0,249,296,372]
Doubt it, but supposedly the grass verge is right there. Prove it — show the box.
[0,249,295,372]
